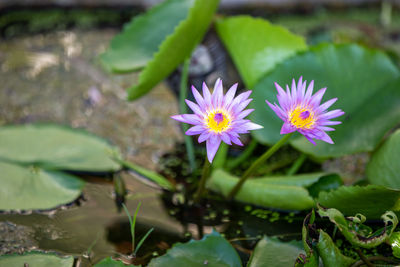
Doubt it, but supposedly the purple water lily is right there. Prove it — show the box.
[266,77,344,145]
[172,79,263,162]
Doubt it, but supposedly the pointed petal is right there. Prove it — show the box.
[212,78,223,108]
[185,125,205,136]
[171,114,201,125]
[223,83,238,108]
[228,132,243,146]
[304,135,316,145]
[236,109,254,120]
[206,135,221,162]
[232,98,252,114]
[316,98,337,113]
[243,122,263,130]
[309,88,326,108]
[185,99,204,115]
[191,85,206,110]
[318,131,334,144]
[198,131,211,143]
[275,82,286,97]
[280,122,297,134]
[319,109,345,120]
[220,132,232,145]
[266,100,286,120]
[202,82,212,108]
[304,80,314,102]
[291,78,297,104]
[226,90,252,113]
[319,120,342,126]
[318,126,336,132]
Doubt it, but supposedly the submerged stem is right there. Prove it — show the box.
[227,133,294,200]
[193,159,211,203]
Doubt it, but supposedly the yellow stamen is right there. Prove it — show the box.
[289,106,315,129]
[206,110,231,133]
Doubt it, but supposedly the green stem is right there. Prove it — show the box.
[227,133,294,200]
[286,153,307,175]
[180,58,196,172]
[194,159,211,203]
[226,139,258,171]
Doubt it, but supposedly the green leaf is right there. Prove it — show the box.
[127,0,220,100]
[207,169,315,210]
[307,174,343,198]
[248,237,304,267]
[0,124,121,172]
[94,257,138,266]
[250,43,400,158]
[0,252,74,267]
[300,211,319,267]
[0,161,85,211]
[367,129,400,189]
[318,206,398,248]
[216,16,307,88]
[388,232,400,258]
[317,185,400,218]
[148,230,241,267]
[316,230,356,267]
[100,0,193,73]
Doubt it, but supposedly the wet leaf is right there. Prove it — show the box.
[207,169,315,210]
[94,257,138,266]
[127,0,220,100]
[216,16,307,88]
[250,43,400,158]
[388,232,400,259]
[101,0,194,73]
[300,211,319,267]
[0,124,121,172]
[316,230,356,267]
[318,206,398,248]
[0,251,74,267]
[367,129,400,189]
[0,161,85,211]
[248,237,304,267]
[317,185,400,218]
[307,174,343,198]
[148,230,241,267]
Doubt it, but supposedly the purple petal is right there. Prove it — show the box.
[198,131,211,143]
[319,109,345,120]
[318,126,336,132]
[304,135,317,145]
[236,109,254,120]
[228,132,243,146]
[319,120,342,126]
[318,131,334,144]
[280,122,297,134]
[212,78,223,108]
[220,132,232,145]
[223,83,238,109]
[291,78,297,105]
[266,100,286,120]
[304,80,314,102]
[171,114,202,125]
[243,122,263,130]
[232,98,252,115]
[185,99,204,115]
[316,98,337,113]
[192,85,206,110]
[227,91,252,113]
[206,135,221,162]
[186,125,205,136]
[275,82,286,97]
[308,88,326,108]
[202,82,212,109]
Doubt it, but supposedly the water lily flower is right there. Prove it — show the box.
[266,77,344,145]
[172,79,263,162]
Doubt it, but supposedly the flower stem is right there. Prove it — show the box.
[227,133,294,200]
[194,159,211,203]
[226,139,258,171]
[179,58,196,172]
[286,153,307,175]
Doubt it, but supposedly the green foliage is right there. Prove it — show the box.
[318,206,398,248]
[101,0,194,73]
[250,43,400,158]
[388,232,400,259]
[126,0,219,100]
[216,16,307,88]
[0,161,84,211]
[367,129,400,189]
[248,237,304,267]
[0,252,74,267]
[94,257,138,266]
[317,185,400,218]
[300,211,319,267]
[148,231,241,267]
[0,124,121,172]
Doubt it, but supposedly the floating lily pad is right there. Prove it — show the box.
[0,252,74,267]
[0,161,85,211]
[250,43,400,158]
[207,169,316,210]
[0,124,121,172]
[148,231,241,267]
[94,257,138,266]
[248,237,304,267]
[216,16,307,88]
[317,185,400,218]
[126,0,219,100]
[100,0,193,73]
[367,129,400,189]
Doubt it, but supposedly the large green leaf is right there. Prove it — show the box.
[250,43,400,158]
[127,0,219,100]
[317,185,400,218]
[0,161,85,211]
[207,169,315,210]
[148,231,241,267]
[0,252,74,267]
[100,0,193,73]
[0,124,120,172]
[94,257,138,266]
[248,237,304,267]
[367,129,400,189]
[216,16,307,88]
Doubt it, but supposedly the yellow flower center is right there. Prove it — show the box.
[206,110,231,133]
[289,106,315,129]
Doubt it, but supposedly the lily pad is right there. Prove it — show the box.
[100,0,193,73]
[250,43,400,158]
[94,257,138,266]
[127,0,219,100]
[317,185,400,218]
[0,124,121,172]
[216,16,307,88]
[248,237,304,267]
[367,129,400,189]
[0,252,74,267]
[0,161,85,211]
[148,231,241,267]
[207,169,315,210]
